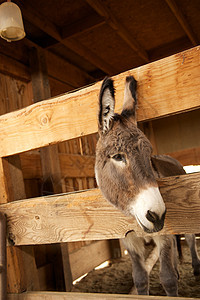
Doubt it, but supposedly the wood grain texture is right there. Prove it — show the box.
[7,291,198,300]
[0,72,39,293]
[1,189,135,245]
[158,172,200,235]
[0,46,199,157]
[0,156,40,293]
[1,172,200,246]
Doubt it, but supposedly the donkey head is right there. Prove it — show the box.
[95,76,166,233]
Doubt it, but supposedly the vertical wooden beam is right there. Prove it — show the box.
[109,240,121,259]
[0,157,25,294]
[61,244,74,291]
[6,155,40,292]
[0,156,40,293]
[29,47,73,291]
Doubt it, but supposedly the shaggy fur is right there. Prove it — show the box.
[95,76,200,296]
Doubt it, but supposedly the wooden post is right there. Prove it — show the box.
[7,155,40,292]
[0,156,39,293]
[109,240,121,259]
[29,46,73,291]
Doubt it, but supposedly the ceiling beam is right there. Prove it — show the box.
[17,1,61,41]
[46,14,106,49]
[165,0,199,46]
[86,0,149,63]
[63,37,118,75]
[62,14,106,40]
[16,1,117,75]
[46,51,94,88]
[149,37,191,62]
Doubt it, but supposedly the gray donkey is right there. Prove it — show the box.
[95,76,200,296]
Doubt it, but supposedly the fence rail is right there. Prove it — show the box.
[0,46,199,157]
[0,172,200,246]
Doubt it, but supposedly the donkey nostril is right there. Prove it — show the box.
[146,210,158,224]
[161,209,167,222]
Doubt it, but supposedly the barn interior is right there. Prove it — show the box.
[0,0,200,297]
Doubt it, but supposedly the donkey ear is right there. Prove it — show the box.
[121,76,137,123]
[98,77,115,134]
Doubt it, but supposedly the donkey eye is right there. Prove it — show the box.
[112,154,126,163]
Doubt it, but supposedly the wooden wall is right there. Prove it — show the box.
[57,134,98,193]
[141,109,200,166]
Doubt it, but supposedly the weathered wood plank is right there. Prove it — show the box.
[0,157,40,293]
[1,173,200,246]
[7,291,198,300]
[0,46,199,157]
[2,188,135,246]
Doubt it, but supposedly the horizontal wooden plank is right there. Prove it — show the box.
[2,189,135,245]
[7,291,198,300]
[1,173,200,246]
[20,153,95,179]
[0,46,199,157]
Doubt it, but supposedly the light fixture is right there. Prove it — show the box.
[0,0,25,42]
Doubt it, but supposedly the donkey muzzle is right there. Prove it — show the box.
[143,209,166,233]
[129,186,166,233]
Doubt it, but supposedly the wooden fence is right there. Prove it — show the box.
[0,45,200,299]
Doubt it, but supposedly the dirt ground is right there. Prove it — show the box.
[72,239,200,298]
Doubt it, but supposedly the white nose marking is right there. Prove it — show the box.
[129,186,166,230]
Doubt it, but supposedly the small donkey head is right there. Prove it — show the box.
[95,76,166,233]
